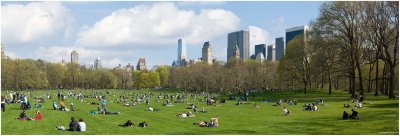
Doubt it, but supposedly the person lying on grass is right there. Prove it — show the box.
[121,120,134,127]
[252,103,260,109]
[139,121,148,127]
[193,121,208,127]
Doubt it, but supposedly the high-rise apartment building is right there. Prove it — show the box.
[227,30,250,60]
[202,41,213,65]
[94,57,102,69]
[267,44,275,61]
[71,51,78,64]
[285,26,309,49]
[255,44,266,59]
[275,37,284,61]
[177,37,187,66]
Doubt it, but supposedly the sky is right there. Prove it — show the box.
[1,1,322,69]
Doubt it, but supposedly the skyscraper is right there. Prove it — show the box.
[275,37,285,60]
[227,30,250,60]
[177,37,187,66]
[285,26,309,49]
[202,41,213,65]
[255,44,266,59]
[267,44,275,61]
[94,57,102,69]
[71,51,78,64]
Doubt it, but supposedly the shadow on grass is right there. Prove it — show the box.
[368,103,399,108]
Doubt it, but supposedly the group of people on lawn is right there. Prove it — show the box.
[2,90,370,133]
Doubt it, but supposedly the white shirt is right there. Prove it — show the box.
[283,108,288,114]
[78,122,86,132]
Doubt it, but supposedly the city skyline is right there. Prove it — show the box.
[1,1,322,68]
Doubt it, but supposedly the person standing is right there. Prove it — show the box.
[102,98,107,114]
[1,96,6,112]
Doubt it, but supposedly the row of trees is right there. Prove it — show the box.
[1,48,169,90]
[168,59,278,93]
[278,1,398,98]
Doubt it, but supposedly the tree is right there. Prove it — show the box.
[318,1,366,97]
[46,63,65,89]
[149,71,161,88]
[66,63,81,89]
[155,66,169,87]
[279,35,312,94]
[362,1,399,98]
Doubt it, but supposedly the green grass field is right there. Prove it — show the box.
[1,89,398,135]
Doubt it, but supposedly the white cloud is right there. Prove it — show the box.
[76,2,240,48]
[265,16,286,37]
[248,25,273,55]
[1,2,73,44]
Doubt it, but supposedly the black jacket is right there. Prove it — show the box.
[69,120,79,131]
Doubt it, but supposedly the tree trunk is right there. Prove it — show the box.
[356,58,364,96]
[367,62,373,93]
[375,55,379,96]
[388,65,395,98]
[328,71,332,95]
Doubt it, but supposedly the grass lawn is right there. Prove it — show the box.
[1,89,398,135]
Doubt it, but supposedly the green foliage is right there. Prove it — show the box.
[149,71,161,88]
[155,66,169,87]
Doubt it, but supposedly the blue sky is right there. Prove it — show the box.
[1,1,322,69]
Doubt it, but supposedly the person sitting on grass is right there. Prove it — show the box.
[207,122,216,127]
[78,118,86,132]
[147,106,153,111]
[53,102,58,110]
[69,117,79,131]
[350,109,359,119]
[139,121,148,127]
[97,104,101,111]
[311,103,318,111]
[283,107,290,116]
[342,111,350,120]
[17,110,30,120]
[70,103,75,111]
[344,104,350,108]
[317,99,323,104]
[303,103,312,111]
[34,110,43,120]
[252,103,260,109]
[354,100,362,108]
[34,104,42,108]
[200,107,207,113]
[60,101,66,111]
